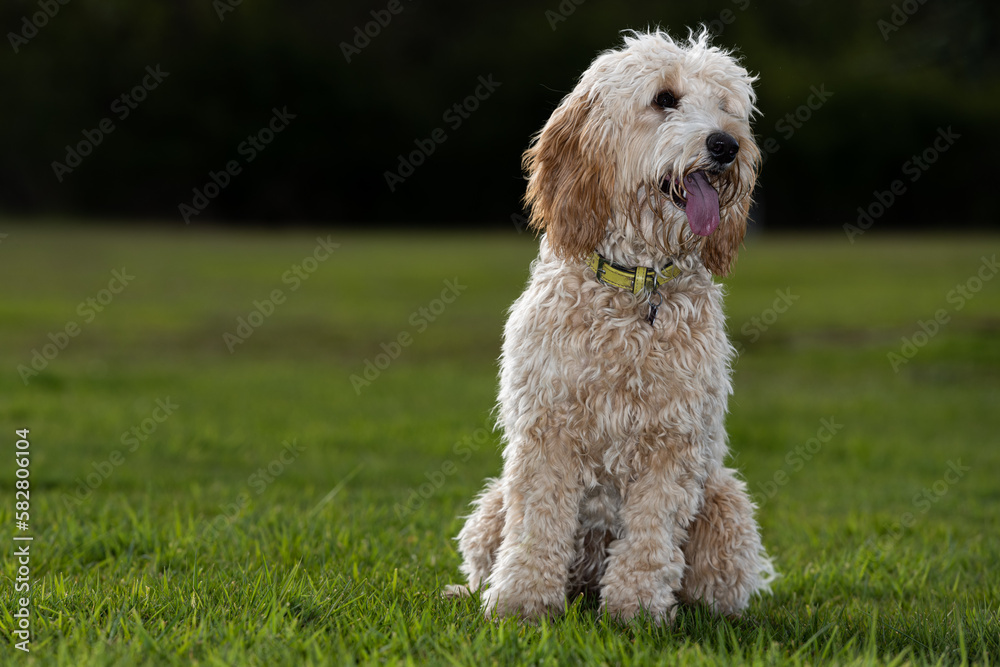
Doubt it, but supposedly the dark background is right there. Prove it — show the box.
[2,0,997,230]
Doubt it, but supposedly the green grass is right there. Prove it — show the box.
[0,225,998,665]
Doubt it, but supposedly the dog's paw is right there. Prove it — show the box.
[600,573,678,625]
[442,584,472,599]
[601,596,677,625]
[481,587,563,622]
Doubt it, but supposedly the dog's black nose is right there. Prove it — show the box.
[706,132,739,164]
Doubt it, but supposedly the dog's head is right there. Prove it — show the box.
[523,29,760,276]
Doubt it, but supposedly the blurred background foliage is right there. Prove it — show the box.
[1,0,997,229]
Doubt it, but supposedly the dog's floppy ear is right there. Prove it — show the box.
[701,195,749,276]
[522,91,613,258]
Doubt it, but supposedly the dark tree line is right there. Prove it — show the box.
[1,0,997,230]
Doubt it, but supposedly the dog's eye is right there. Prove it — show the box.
[653,90,678,109]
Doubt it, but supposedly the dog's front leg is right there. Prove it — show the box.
[482,428,583,621]
[599,443,703,624]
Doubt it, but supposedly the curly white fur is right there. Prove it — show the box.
[445,29,774,623]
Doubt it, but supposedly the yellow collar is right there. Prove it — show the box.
[586,251,681,295]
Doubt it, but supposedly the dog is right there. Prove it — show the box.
[445,29,774,623]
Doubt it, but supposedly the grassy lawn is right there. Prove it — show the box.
[0,225,997,665]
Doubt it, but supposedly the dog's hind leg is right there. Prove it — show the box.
[678,466,775,617]
[444,477,505,598]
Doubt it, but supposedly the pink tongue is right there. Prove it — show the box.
[683,171,720,236]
